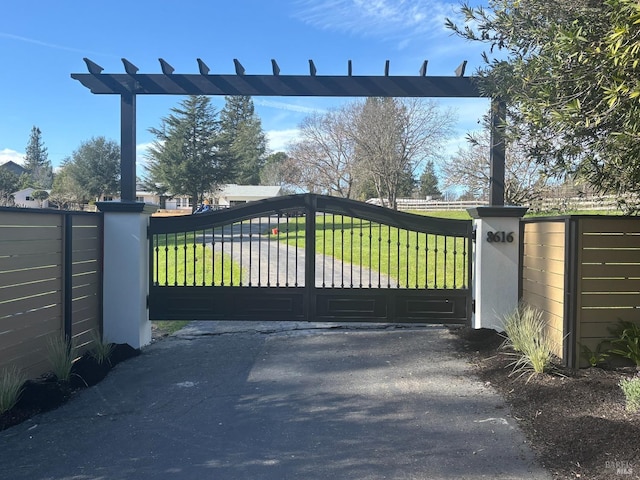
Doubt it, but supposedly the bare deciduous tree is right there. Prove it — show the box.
[285,109,357,197]
[353,98,455,209]
[440,129,553,205]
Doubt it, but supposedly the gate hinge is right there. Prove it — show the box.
[471,228,477,242]
[472,299,476,314]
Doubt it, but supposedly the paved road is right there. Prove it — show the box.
[0,322,551,480]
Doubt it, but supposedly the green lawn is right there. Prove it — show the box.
[151,231,243,286]
[273,212,470,289]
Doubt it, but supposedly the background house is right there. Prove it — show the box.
[0,160,27,177]
[12,187,50,208]
[111,184,283,212]
[214,185,283,208]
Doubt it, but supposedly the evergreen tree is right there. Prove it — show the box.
[418,161,442,198]
[64,137,120,202]
[23,126,53,189]
[145,95,230,211]
[219,96,266,185]
[0,168,19,206]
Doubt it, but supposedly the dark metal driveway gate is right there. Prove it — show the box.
[148,194,472,324]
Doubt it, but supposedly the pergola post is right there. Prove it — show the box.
[489,98,506,206]
[120,92,137,203]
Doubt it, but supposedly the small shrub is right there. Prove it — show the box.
[501,303,554,378]
[580,343,609,367]
[607,320,640,366]
[619,376,640,412]
[89,330,114,365]
[0,366,26,414]
[47,335,74,382]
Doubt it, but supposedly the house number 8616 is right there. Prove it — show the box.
[486,231,514,243]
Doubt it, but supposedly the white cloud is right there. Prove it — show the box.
[254,99,326,114]
[0,32,116,58]
[0,148,24,165]
[266,129,301,153]
[292,0,456,44]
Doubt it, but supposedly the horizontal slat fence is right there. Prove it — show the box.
[0,208,103,378]
[577,217,640,363]
[520,219,566,361]
[520,215,640,368]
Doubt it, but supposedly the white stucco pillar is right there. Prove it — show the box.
[97,201,158,348]
[467,207,528,332]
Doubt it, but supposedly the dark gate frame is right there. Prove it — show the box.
[71,57,506,207]
[149,193,473,324]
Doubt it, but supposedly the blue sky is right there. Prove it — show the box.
[0,0,489,172]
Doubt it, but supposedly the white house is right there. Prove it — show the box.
[103,185,283,212]
[12,188,50,209]
[214,184,283,208]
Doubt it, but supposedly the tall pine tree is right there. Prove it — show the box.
[145,95,230,211]
[23,126,53,189]
[418,161,442,198]
[219,96,266,185]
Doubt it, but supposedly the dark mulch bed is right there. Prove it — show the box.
[0,344,139,432]
[450,326,640,480]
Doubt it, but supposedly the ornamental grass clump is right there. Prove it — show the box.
[47,335,75,382]
[0,366,26,414]
[501,303,554,378]
[89,330,114,365]
[620,376,640,413]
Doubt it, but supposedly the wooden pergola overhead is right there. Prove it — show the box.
[72,57,479,97]
[71,57,504,205]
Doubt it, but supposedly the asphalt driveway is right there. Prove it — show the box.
[0,322,551,480]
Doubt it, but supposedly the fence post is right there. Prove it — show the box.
[468,206,528,331]
[97,201,158,348]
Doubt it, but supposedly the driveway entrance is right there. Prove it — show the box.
[0,323,550,479]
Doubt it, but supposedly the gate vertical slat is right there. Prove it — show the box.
[257,218,261,286]
[276,216,280,286]
[239,221,243,286]
[285,217,289,286]
[295,218,299,287]
[248,223,253,286]
[414,232,419,289]
[305,195,317,320]
[341,216,345,288]
[387,225,392,288]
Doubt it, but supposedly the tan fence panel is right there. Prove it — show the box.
[521,220,566,360]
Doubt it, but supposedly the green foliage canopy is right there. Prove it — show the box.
[146,95,230,210]
[63,136,120,202]
[219,96,266,185]
[448,0,640,207]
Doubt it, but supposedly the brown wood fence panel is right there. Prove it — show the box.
[521,219,566,359]
[70,215,101,349]
[577,217,640,363]
[0,208,103,379]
